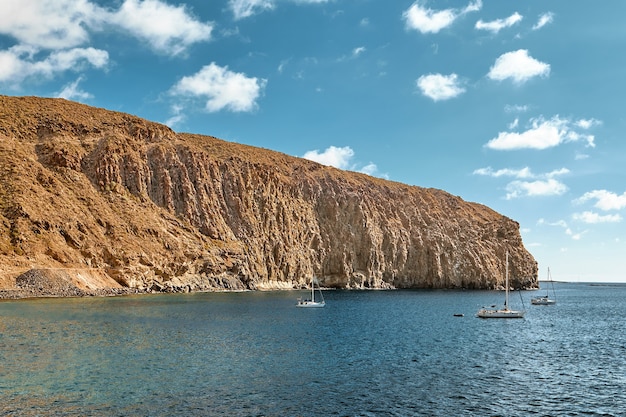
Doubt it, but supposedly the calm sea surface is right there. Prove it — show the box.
[1,282,626,416]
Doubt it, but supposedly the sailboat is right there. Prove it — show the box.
[296,277,325,308]
[476,252,525,318]
[531,267,557,305]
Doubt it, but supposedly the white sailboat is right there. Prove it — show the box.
[477,252,525,319]
[531,267,557,305]
[296,277,325,308]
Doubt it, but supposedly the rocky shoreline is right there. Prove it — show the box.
[0,268,146,300]
[0,268,286,300]
[0,287,147,300]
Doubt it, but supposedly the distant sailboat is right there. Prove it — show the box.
[531,267,557,305]
[297,277,325,308]
[477,252,525,319]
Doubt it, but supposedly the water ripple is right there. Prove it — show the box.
[2,284,626,415]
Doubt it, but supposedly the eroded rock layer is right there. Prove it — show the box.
[0,95,537,295]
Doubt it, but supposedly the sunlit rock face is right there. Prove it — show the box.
[0,95,537,293]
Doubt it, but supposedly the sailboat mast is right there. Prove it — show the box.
[505,251,509,310]
[311,278,315,302]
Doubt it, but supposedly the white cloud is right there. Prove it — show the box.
[0,45,108,83]
[575,118,601,129]
[359,163,378,176]
[505,178,567,200]
[538,218,585,240]
[403,0,482,34]
[36,47,108,75]
[487,49,550,84]
[545,168,570,178]
[475,12,522,33]
[0,47,29,83]
[303,146,354,169]
[165,104,185,128]
[476,167,569,200]
[55,76,93,101]
[352,47,366,58]
[229,0,274,20]
[302,146,387,178]
[575,190,626,211]
[416,73,465,101]
[473,166,533,179]
[473,166,569,180]
[533,12,554,30]
[229,0,328,20]
[567,229,585,240]
[485,115,598,150]
[171,63,267,113]
[504,104,529,113]
[109,0,213,56]
[573,211,622,224]
[0,0,103,50]
[538,218,567,228]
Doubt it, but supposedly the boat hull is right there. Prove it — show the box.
[531,297,556,305]
[476,309,525,318]
[296,301,325,308]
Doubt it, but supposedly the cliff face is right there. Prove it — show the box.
[0,96,537,294]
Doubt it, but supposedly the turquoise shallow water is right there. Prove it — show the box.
[1,283,626,416]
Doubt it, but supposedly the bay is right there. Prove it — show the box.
[1,283,626,416]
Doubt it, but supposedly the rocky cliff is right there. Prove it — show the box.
[0,95,537,296]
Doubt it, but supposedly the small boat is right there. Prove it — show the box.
[297,277,325,308]
[477,252,525,319]
[531,267,557,305]
[453,313,464,317]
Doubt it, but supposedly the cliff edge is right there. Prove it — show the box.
[0,95,537,296]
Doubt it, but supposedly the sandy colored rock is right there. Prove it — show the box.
[0,95,537,296]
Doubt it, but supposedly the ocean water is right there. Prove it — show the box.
[1,282,625,416]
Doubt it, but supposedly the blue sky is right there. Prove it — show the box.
[1,0,626,282]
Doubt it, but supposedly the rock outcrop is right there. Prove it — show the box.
[0,95,537,296]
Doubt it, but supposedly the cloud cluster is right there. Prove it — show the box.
[474,166,569,200]
[563,190,626,229]
[0,0,273,118]
[0,0,213,87]
[478,111,609,237]
[533,191,621,242]
[576,190,626,211]
[407,2,552,103]
[414,48,550,101]
[485,116,597,150]
[537,219,585,241]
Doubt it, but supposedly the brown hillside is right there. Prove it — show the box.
[0,95,537,297]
